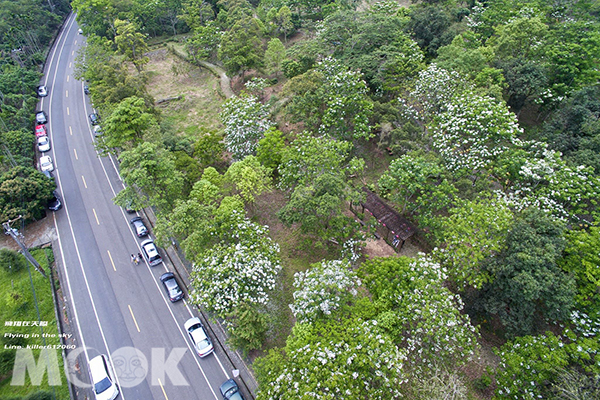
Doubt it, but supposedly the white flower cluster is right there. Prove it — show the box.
[220,94,273,161]
[341,236,365,266]
[570,310,600,338]
[191,217,281,317]
[290,260,361,324]
[498,140,600,221]
[432,92,523,173]
[398,64,465,124]
[316,57,373,140]
[263,320,407,399]
[394,257,479,370]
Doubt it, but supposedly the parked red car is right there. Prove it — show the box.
[35,124,47,137]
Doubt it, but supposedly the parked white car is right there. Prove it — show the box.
[39,155,54,172]
[37,135,50,152]
[88,354,119,400]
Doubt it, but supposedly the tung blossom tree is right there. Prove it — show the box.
[290,260,361,324]
[220,93,273,161]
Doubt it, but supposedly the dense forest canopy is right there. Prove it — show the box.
[9,0,596,398]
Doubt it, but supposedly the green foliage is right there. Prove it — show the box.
[433,197,513,290]
[185,22,222,62]
[359,256,479,371]
[378,153,455,219]
[114,19,149,72]
[225,301,269,354]
[495,332,569,399]
[408,5,455,58]
[0,167,56,222]
[278,133,355,190]
[481,208,575,337]
[0,249,27,273]
[256,128,285,171]
[117,142,185,212]
[193,128,226,168]
[98,96,159,153]
[561,226,600,314]
[0,130,36,168]
[218,16,265,76]
[179,0,215,30]
[224,155,272,204]
[264,38,285,76]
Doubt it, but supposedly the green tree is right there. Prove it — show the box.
[256,128,285,172]
[0,129,36,167]
[264,38,285,77]
[218,16,264,76]
[561,226,600,314]
[193,127,225,168]
[0,167,55,222]
[179,0,215,30]
[276,6,293,42]
[432,197,513,290]
[480,209,575,337]
[223,155,272,204]
[359,256,479,372]
[185,22,221,62]
[378,153,455,217]
[114,19,149,72]
[97,96,158,153]
[116,142,184,212]
[408,5,454,58]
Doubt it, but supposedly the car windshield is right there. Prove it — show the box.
[198,338,211,350]
[94,377,112,394]
[189,323,202,332]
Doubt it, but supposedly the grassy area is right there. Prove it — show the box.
[0,247,70,399]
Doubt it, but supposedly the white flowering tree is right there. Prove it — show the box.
[432,197,514,290]
[290,260,361,324]
[220,93,273,160]
[190,218,281,316]
[398,64,466,126]
[359,256,479,371]
[255,319,408,400]
[432,91,523,174]
[499,142,600,222]
[317,58,374,141]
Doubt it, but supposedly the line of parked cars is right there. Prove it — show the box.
[39,78,243,400]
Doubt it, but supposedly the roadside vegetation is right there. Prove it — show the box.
[72,0,600,398]
[0,248,70,400]
[0,0,70,224]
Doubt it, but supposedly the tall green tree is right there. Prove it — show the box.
[218,16,264,76]
[116,142,184,212]
[480,208,575,337]
[0,167,55,222]
[264,38,285,77]
[114,19,149,72]
[97,96,159,153]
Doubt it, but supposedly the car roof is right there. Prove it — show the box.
[89,355,109,381]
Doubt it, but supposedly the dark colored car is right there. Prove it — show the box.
[219,379,245,400]
[89,113,99,125]
[36,111,47,124]
[130,216,148,237]
[84,84,90,94]
[159,272,184,302]
[48,191,62,211]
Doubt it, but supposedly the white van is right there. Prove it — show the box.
[89,354,119,400]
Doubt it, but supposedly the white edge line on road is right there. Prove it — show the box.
[49,13,128,400]
[80,50,225,396]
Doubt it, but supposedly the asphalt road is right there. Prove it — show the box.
[41,13,233,400]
